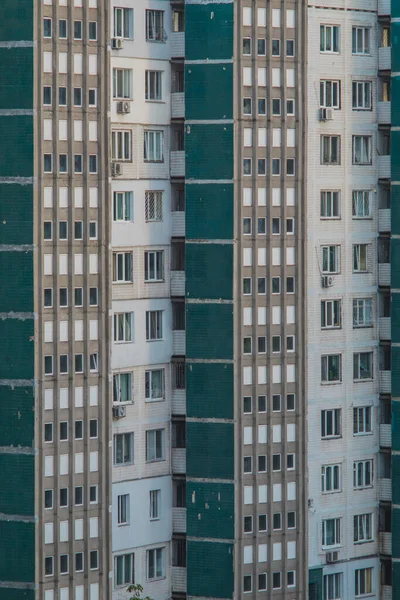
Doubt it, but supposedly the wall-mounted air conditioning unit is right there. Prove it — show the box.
[321,275,334,288]
[319,107,334,121]
[111,162,123,177]
[111,38,123,50]
[117,101,131,114]
[112,405,126,419]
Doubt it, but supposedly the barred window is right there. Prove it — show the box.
[145,191,163,222]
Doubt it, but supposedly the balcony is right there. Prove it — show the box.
[379,264,391,287]
[381,586,392,600]
[171,32,185,58]
[379,317,391,340]
[172,388,186,414]
[378,102,391,126]
[379,208,391,233]
[378,0,390,15]
[171,270,185,296]
[380,532,392,555]
[172,507,187,533]
[172,448,186,474]
[171,92,185,119]
[172,211,185,236]
[380,423,392,447]
[173,330,186,355]
[379,46,391,71]
[172,566,187,593]
[380,370,392,394]
[380,478,392,502]
[378,155,391,180]
[171,151,185,178]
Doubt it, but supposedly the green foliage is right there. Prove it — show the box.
[127,583,152,600]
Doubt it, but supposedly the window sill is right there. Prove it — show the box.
[321,381,342,385]
[147,576,166,583]
[146,458,166,463]
[354,539,374,545]
[321,436,342,441]
[145,100,165,104]
[320,217,341,220]
[353,378,373,383]
[117,522,130,527]
[353,431,373,437]
[353,485,374,491]
[146,339,163,343]
[321,326,342,331]
[353,324,373,329]
[145,398,165,403]
[144,160,165,164]
[352,216,372,220]
[144,279,165,284]
[322,489,342,495]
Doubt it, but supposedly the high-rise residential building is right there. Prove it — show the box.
[0,0,397,599]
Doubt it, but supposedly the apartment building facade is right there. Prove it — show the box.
[1,0,399,599]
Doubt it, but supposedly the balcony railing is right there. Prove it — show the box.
[171,32,185,58]
[380,478,392,502]
[378,155,391,180]
[171,92,185,119]
[172,448,186,474]
[381,585,392,600]
[172,566,187,593]
[171,270,185,296]
[378,0,390,15]
[378,102,391,126]
[171,150,185,178]
[173,330,186,355]
[379,208,391,233]
[379,317,391,341]
[172,211,185,236]
[378,264,391,287]
[380,370,392,394]
[380,423,392,448]
[379,46,391,71]
[379,531,392,555]
[172,507,187,534]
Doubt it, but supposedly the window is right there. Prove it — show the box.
[353,352,373,380]
[118,494,129,525]
[322,518,341,547]
[353,244,369,273]
[145,191,163,222]
[353,298,372,327]
[45,556,54,576]
[112,130,131,161]
[321,464,341,493]
[113,252,133,282]
[150,489,161,519]
[244,575,252,593]
[90,353,98,373]
[144,130,163,162]
[287,99,295,115]
[352,27,370,55]
[44,18,52,38]
[44,154,52,173]
[75,552,84,572]
[146,429,165,461]
[243,159,252,175]
[89,21,97,40]
[112,68,132,99]
[322,245,340,273]
[286,40,295,56]
[73,87,82,106]
[113,7,134,39]
[272,98,281,115]
[147,548,165,580]
[353,136,372,165]
[355,568,373,597]
[352,190,371,218]
[352,81,372,110]
[258,39,266,55]
[115,553,134,587]
[74,20,82,39]
[258,98,266,115]
[113,372,133,404]
[89,89,97,106]
[43,86,52,106]
[44,355,53,375]
[354,514,373,543]
[146,310,163,341]
[60,554,69,574]
[144,251,164,282]
[145,71,162,101]
[353,406,372,435]
[146,10,164,42]
[243,97,252,115]
[273,572,282,590]
[113,191,133,222]
[324,573,342,600]
[45,489,53,509]
[272,39,280,56]
[321,408,341,438]
[321,354,341,382]
[74,155,82,173]
[353,460,373,488]
[44,422,53,442]
[244,515,253,533]
[321,135,340,164]
[59,87,67,106]
[89,221,97,240]
[320,25,340,53]
[114,312,134,342]
[89,288,98,306]
[113,433,134,465]
[59,19,67,38]
[320,80,340,109]
[145,369,165,401]
[89,155,98,174]
[321,300,341,329]
[75,486,83,506]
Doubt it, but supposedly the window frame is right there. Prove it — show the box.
[112,130,132,161]
[352,190,372,218]
[352,27,371,55]
[112,68,133,100]
[353,298,373,327]
[321,299,341,329]
[321,464,342,493]
[320,80,341,109]
[144,130,164,162]
[320,135,341,165]
[114,552,135,587]
[352,81,372,110]
[113,432,134,466]
[353,406,373,435]
[352,135,372,166]
[322,517,341,548]
[113,372,134,404]
[145,10,165,43]
[113,312,134,343]
[320,24,340,53]
[354,513,373,543]
[320,190,341,218]
[353,459,373,489]
[146,310,163,341]
[146,429,165,462]
[144,250,164,282]
[113,7,134,39]
[145,369,165,401]
[117,493,130,526]
[321,408,341,439]
[145,70,163,101]
[353,351,373,381]
[147,547,166,580]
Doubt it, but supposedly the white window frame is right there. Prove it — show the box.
[113,432,134,465]
[321,135,341,165]
[113,7,134,39]
[114,312,134,343]
[145,190,163,222]
[353,459,373,489]
[146,429,165,462]
[113,191,134,222]
[321,354,341,383]
[112,68,132,100]
[146,310,163,341]
[353,135,372,165]
[149,489,161,520]
[353,406,373,435]
[145,70,162,101]
[321,408,341,438]
[117,494,129,525]
[147,547,165,580]
[353,244,369,273]
[320,190,340,218]
[113,252,133,282]
[320,80,340,109]
[322,245,340,273]
[320,25,340,53]
[322,518,341,548]
[145,369,165,401]
[144,130,163,162]
[353,298,373,327]
[323,573,342,600]
[144,250,164,282]
[321,299,341,329]
[112,130,132,161]
[352,27,370,55]
[352,81,372,110]
[113,372,133,404]
[352,190,371,218]
[114,553,134,587]
[353,351,373,380]
[354,513,373,543]
[355,567,373,597]
[146,10,165,42]
[321,464,342,493]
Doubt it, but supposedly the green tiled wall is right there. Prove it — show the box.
[185,243,233,300]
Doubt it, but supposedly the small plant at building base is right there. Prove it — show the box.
[127,584,152,600]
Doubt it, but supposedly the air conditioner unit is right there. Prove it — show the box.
[319,107,334,122]
[326,551,339,564]
[111,162,123,177]
[111,38,123,50]
[321,275,334,288]
[112,405,126,419]
[117,101,131,114]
